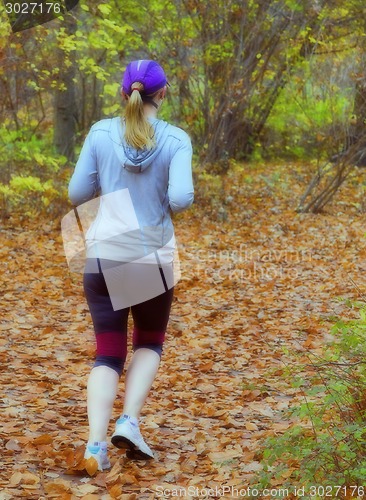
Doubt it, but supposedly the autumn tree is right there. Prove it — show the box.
[121,0,345,168]
[295,0,366,212]
[1,0,366,186]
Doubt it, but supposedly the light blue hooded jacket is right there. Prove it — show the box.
[68,116,194,263]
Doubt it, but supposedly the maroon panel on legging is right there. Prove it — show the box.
[132,328,165,346]
[96,331,127,358]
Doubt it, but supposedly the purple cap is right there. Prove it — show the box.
[122,60,168,95]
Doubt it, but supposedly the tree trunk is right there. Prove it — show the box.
[347,78,366,166]
[53,10,77,162]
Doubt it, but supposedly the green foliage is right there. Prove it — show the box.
[0,124,66,179]
[0,124,68,217]
[263,56,355,160]
[254,301,366,494]
[0,175,61,216]
[2,0,366,198]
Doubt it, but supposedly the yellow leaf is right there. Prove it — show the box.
[85,457,99,476]
[21,472,40,485]
[245,422,259,431]
[109,484,122,498]
[9,472,22,486]
[119,473,137,485]
[77,483,99,494]
[208,449,241,462]
[33,434,53,445]
[44,480,72,495]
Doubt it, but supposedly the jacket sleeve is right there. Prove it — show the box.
[68,128,99,206]
[168,132,194,212]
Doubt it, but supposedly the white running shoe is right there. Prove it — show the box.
[84,441,111,471]
[111,414,154,459]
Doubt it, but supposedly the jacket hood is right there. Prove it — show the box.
[109,117,171,173]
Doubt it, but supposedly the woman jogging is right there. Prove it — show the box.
[68,60,194,470]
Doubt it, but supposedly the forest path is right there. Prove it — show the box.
[1,163,365,498]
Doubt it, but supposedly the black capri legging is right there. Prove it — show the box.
[83,258,174,376]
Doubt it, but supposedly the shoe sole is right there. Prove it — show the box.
[111,434,154,460]
[126,449,153,460]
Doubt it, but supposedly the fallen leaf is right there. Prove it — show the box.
[33,434,53,445]
[245,422,259,431]
[208,449,242,462]
[85,457,99,477]
[9,472,22,486]
[5,439,21,451]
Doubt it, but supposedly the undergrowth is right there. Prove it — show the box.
[254,300,366,498]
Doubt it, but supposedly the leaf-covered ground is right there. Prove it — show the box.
[1,162,365,499]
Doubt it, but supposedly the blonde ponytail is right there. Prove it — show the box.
[124,81,155,150]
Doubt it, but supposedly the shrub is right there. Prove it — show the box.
[0,175,66,217]
[254,301,366,497]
